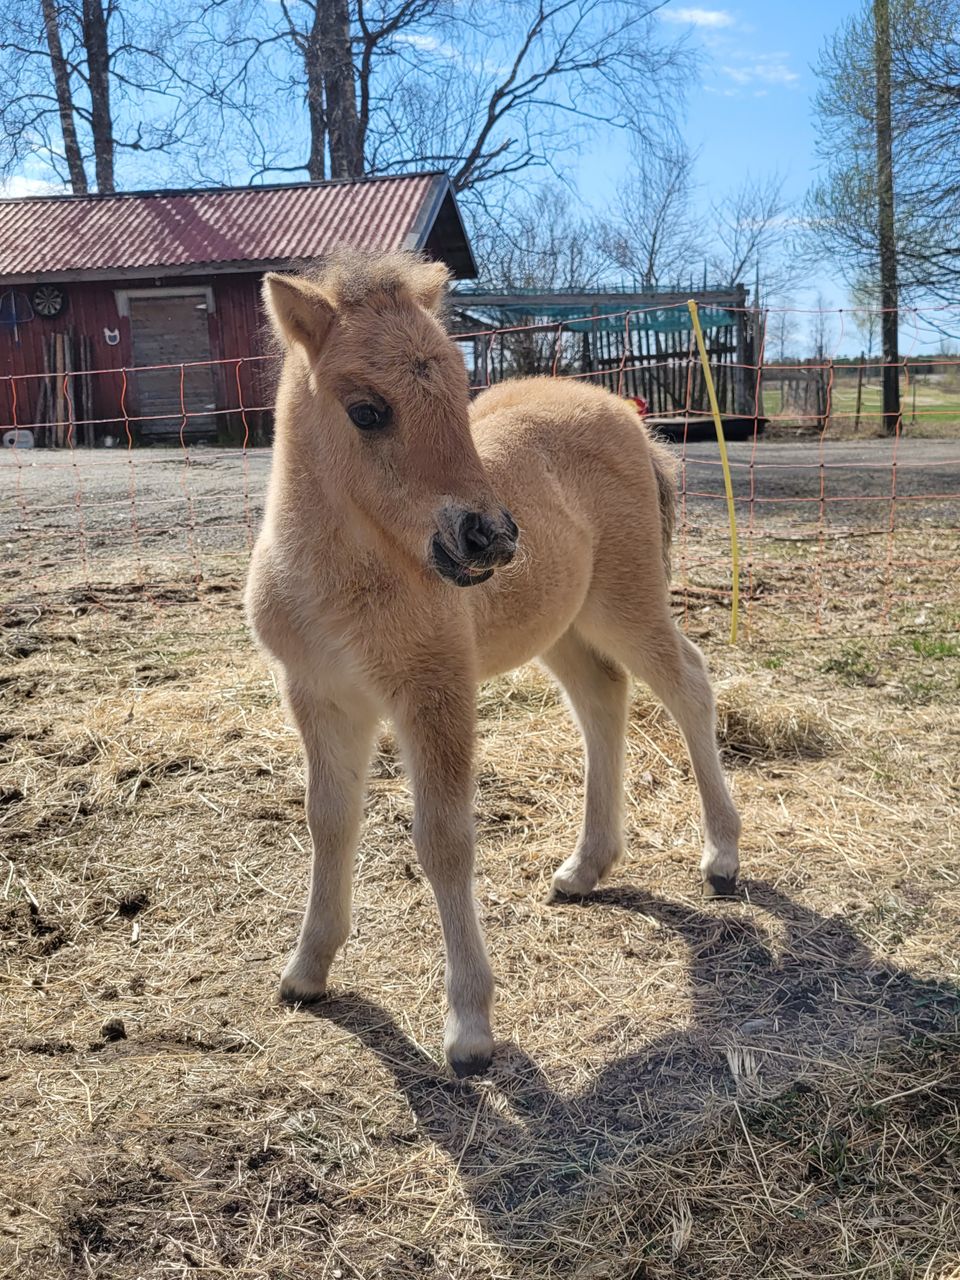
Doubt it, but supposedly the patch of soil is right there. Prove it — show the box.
[0,899,69,957]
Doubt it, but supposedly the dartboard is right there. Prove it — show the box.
[32,284,66,318]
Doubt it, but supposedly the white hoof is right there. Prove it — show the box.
[279,952,330,1004]
[444,1013,494,1078]
[549,854,605,900]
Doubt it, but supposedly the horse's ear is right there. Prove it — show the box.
[263,273,335,358]
[411,260,451,314]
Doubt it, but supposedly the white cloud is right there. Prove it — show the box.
[0,175,67,199]
[718,54,799,87]
[662,7,735,27]
[395,32,441,52]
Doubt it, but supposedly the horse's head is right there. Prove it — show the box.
[264,252,518,587]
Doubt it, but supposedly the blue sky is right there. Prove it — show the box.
[577,0,862,319]
[662,0,853,214]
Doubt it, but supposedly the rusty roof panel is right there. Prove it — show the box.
[0,173,453,281]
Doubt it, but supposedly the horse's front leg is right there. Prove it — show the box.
[394,683,495,1077]
[279,680,378,1002]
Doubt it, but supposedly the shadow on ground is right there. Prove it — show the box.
[312,880,960,1277]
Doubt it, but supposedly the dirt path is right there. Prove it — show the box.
[3,438,958,577]
[680,437,960,529]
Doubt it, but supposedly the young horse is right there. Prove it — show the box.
[245,250,741,1077]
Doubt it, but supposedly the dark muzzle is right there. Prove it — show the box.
[431,508,518,587]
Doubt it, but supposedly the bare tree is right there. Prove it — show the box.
[598,145,699,288]
[768,308,799,362]
[460,185,604,376]
[599,156,796,305]
[39,0,87,192]
[470,185,603,291]
[706,172,798,302]
[264,0,689,197]
[850,277,882,359]
[3,0,689,200]
[82,0,114,191]
[0,1,280,193]
[276,0,368,180]
[804,290,837,425]
[809,291,837,361]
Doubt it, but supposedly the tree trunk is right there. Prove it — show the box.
[874,0,900,434]
[82,0,115,192]
[320,0,362,180]
[40,0,88,194]
[305,3,326,181]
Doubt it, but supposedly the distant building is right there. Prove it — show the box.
[0,173,475,445]
[448,283,760,438]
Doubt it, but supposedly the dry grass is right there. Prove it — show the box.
[2,552,959,1280]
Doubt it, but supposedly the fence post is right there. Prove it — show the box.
[854,352,864,433]
[733,285,750,414]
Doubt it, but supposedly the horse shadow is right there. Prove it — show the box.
[305,880,960,1275]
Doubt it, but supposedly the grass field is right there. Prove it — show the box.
[2,453,960,1279]
[762,372,960,439]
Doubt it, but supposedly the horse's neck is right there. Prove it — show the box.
[271,418,324,493]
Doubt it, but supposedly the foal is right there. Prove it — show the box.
[245,250,741,1076]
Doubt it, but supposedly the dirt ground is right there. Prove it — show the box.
[5,437,960,561]
[5,437,959,633]
[2,438,959,1279]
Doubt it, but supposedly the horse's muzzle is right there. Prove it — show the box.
[431,508,518,588]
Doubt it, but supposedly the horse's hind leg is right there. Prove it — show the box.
[585,614,741,896]
[541,629,630,899]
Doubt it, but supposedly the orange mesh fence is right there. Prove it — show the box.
[2,302,958,642]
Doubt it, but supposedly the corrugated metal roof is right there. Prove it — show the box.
[0,173,459,282]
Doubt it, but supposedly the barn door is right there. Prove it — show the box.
[125,290,217,440]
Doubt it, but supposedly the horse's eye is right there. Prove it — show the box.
[348,402,389,431]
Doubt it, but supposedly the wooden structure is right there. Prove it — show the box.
[450,285,758,422]
[0,173,475,446]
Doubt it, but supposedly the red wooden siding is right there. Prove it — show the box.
[0,280,129,440]
[0,273,273,443]
[207,275,274,441]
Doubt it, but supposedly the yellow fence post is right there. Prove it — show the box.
[687,299,740,644]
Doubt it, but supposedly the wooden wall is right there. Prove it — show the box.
[206,275,275,444]
[0,272,274,445]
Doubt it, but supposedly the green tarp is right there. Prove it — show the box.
[489,304,737,334]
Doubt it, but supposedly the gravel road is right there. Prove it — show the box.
[3,438,958,578]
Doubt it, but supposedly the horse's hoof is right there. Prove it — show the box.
[279,980,328,1005]
[449,1051,492,1078]
[279,965,329,1005]
[702,873,739,900]
[549,861,600,901]
[546,882,586,904]
[445,1018,494,1078]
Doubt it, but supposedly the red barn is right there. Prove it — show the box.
[0,172,476,447]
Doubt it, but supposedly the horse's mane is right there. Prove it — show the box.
[304,248,450,311]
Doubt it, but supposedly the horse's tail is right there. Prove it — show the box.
[648,435,676,581]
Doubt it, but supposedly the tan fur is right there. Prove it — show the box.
[245,251,741,1076]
